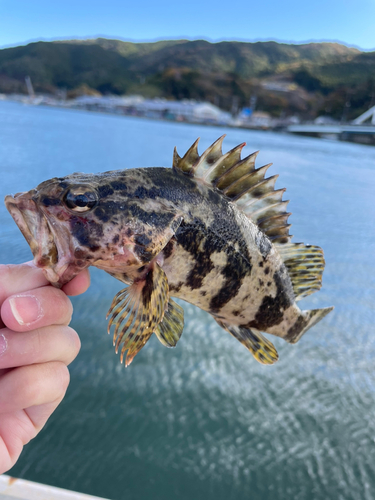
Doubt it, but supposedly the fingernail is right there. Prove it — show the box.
[0,333,7,357]
[9,295,43,326]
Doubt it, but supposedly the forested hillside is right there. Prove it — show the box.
[1,38,374,119]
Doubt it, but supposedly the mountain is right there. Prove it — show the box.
[0,38,374,119]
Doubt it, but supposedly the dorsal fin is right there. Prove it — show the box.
[173,136,292,244]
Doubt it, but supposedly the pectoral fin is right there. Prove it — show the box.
[216,320,279,365]
[106,262,169,366]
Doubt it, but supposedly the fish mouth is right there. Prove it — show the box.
[5,192,71,286]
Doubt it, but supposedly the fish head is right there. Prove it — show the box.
[5,174,102,285]
[5,170,182,286]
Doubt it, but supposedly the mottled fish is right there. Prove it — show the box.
[5,136,333,366]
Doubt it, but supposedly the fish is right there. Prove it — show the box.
[5,136,333,366]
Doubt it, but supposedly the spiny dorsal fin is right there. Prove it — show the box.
[173,138,200,174]
[173,136,292,244]
[275,242,326,301]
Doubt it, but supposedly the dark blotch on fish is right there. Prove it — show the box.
[70,216,103,252]
[74,248,87,259]
[134,245,154,263]
[142,268,154,306]
[143,168,201,205]
[111,180,128,193]
[210,250,250,313]
[128,204,176,228]
[248,267,294,329]
[163,239,174,259]
[252,189,264,198]
[134,186,160,200]
[169,281,183,293]
[177,220,214,290]
[284,315,309,342]
[95,201,123,223]
[135,233,152,247]
[40,196,60,207]
[97,184,114,198]
[256,232,272,259]
[95,207,110,223]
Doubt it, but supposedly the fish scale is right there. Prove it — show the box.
[4,136,333,366]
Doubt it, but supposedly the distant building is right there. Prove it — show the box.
[249,111,272,128]
[70,95,231,125]
[191,103,231,124]
[235,110,272,129]
[314,116,339,125]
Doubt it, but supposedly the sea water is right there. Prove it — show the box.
[0,100,375,500]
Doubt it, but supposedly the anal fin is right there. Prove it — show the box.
[154,298,184,347]
[106,262,169,366]
[216,320,279,365]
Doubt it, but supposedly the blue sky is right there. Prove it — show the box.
[1,0,374,50]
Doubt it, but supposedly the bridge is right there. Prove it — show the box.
[287,105,375,145]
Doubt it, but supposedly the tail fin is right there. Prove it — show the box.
[286,306,334,344]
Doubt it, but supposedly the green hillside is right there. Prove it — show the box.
[0,38,374,119]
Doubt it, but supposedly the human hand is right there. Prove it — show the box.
[0,262,90,474]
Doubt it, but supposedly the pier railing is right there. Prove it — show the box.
[0,474,110,500]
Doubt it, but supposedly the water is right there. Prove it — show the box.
[0,100,375,500]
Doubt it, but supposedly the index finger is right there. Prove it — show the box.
[0,263,90,306]
[0,263,48,308]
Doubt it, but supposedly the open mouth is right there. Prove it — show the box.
[5,193,40,254]
[5,191,83,286]
[5,192,58,270]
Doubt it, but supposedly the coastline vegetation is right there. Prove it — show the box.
[0,38,374,120]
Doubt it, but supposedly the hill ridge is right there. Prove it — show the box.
[0,38,374,119]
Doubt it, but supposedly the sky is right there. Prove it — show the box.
[0,0,374,51]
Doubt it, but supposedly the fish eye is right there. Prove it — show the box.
[63,186,98,212]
